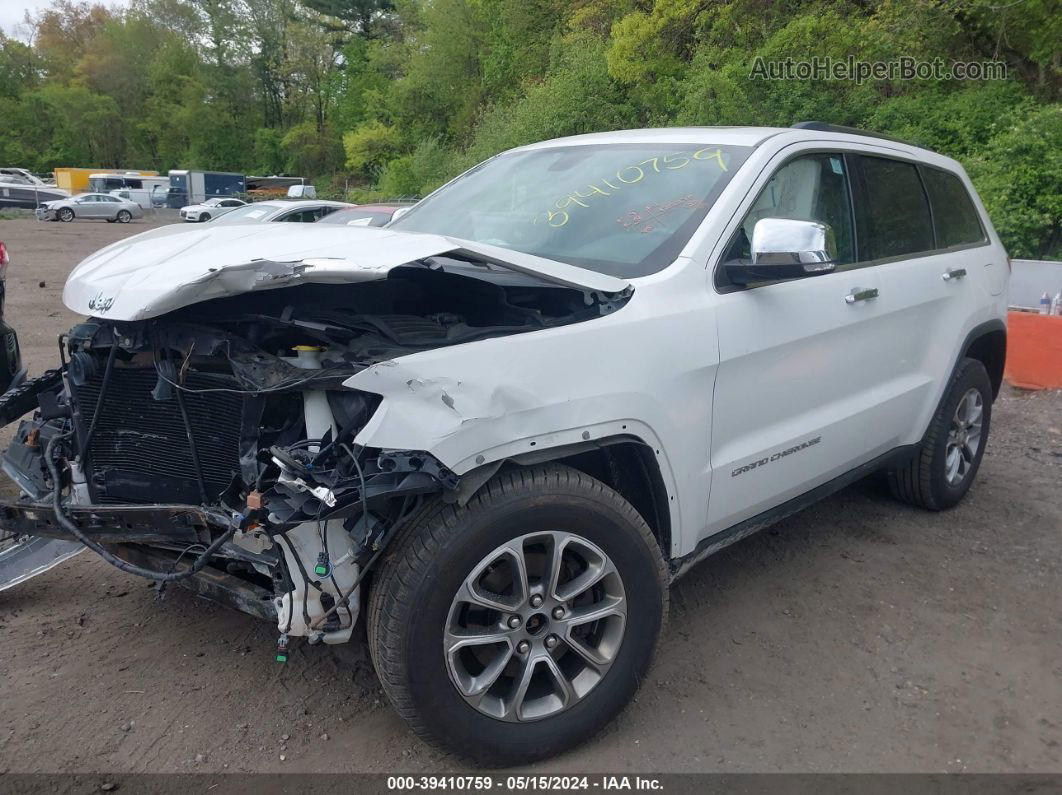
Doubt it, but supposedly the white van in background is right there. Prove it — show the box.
[109,188,157,209]
[92,174,168,208]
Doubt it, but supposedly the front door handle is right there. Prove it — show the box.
[942,268,967,281]
[845,287,879,304]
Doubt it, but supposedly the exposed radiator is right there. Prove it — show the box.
[75,367,244,505]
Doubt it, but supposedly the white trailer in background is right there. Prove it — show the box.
[166,170,246,208]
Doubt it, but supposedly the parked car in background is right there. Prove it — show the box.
[180,197,247,223]
[151,185,170,208]
[0,241,24,394]
[207,199,353,224]
[35,193,143,223]
[317,203,417,228]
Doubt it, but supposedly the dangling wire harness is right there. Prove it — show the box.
[45,430,236,581]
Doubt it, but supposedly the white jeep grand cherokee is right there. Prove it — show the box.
[0,124,1008,764]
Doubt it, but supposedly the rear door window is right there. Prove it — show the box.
[921,168,985,248]
[858,156,934,260]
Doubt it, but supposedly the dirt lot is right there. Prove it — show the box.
[0,216,1059,774]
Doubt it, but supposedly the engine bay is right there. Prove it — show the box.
[0,260,629,648]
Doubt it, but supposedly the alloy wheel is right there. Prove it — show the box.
[444,531,627,722]
[945,387,983,486]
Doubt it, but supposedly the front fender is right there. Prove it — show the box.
[351,357,683,555]
[351,357,672,479]
[344,269,720,560]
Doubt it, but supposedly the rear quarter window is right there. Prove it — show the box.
[921,168,986,248]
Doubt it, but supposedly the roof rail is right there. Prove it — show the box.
[790,121,912,145]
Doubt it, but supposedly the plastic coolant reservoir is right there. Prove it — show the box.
[292,345,337,452]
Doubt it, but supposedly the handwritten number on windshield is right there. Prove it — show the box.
[532,148,727,227]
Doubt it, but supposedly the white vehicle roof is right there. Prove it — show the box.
[513,126,785,152]
[246,200,351,210]
[512,125,959,171]
[205,199,354,223]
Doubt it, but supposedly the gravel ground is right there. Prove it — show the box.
[0,217,1059,774]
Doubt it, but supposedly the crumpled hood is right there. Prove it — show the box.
[63,223,630,321]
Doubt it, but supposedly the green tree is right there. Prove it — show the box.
[299,0,393,36]
[969,105,1062,259]
[1,0,1057,259]
[343,119,400,175]
[283,119,345,174]
[0,35,38,99]
[254,127,288,173]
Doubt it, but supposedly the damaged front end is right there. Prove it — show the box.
[0,250,629,647]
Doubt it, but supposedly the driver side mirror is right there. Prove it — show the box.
[725,217,837,286]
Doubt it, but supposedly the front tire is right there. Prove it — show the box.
[116,210,132,223]
[199,213,211,222]
[889,357,992,510]
[367,464,668,765]
[57,208,74,222]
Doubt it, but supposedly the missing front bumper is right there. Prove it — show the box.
[0,501,230,545]
[0,502,277,620]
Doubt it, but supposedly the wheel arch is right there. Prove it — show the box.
[961,319,1006,400]
[451,435,675,561]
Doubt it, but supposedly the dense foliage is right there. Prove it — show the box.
[0,0,1058,257]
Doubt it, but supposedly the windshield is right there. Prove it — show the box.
[391,142,752,278]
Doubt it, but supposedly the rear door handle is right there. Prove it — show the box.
[845,288,879,304]
[942,268,967,281]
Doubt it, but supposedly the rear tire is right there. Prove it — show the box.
[367,464,668,766]
[58,208,74,222]
[888,357,992,510]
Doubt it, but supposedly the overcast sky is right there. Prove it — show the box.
[1,0,133,40]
